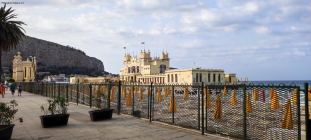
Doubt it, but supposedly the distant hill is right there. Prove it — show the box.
[1,36,105,77]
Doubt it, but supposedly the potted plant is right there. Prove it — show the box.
[89,91,113,121]
[40,96,69,128]
[0,100,21,140]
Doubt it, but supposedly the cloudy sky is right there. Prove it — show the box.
[3,0,311,80]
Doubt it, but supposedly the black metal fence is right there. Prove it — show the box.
[22,82,308,140]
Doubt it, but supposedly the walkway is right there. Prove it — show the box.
[2,91,227,140]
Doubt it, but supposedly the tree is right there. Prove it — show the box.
[0,4,26,81]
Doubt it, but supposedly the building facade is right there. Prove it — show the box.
[12,52,37,82]
[120,50,237,84]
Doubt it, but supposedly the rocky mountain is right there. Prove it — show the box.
[1,36,105,77]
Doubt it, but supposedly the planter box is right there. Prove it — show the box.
[40,114,70,128]
[89,109,113,121]
[132,110,141,118]
[0,124,15,140]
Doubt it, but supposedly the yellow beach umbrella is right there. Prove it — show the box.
[168,94,177,113]
[134,86,138,96]
[110,86,115,102]
[270,87,274,99]
[147,87,151,96]
[213,94,222,119]
[230,89,237,106]
[164,87,170,98]
[292,88,297,105]
[157,87,162,102]
[222,86,227,96]
[253,87,258,101]
[139,87,144,100]
[281,99,293,129]
[308,86,311,101]
[246,92,252,113]
[183,87,189,100]
[204,86,211,109]
[126,87,132,106]
[309,104,311,119]
[271,90,280,109]
[122,86,126,98]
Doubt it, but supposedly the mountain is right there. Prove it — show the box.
[1,36,105,77]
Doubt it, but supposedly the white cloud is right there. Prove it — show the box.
[254,26,270,34]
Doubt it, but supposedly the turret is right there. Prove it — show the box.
[123,53,131,62]
[161,51,169,60]
[140,50,151,60]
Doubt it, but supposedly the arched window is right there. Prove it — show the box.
[168,74,170,82]
[159,64,166,73]
[131,66,135,73]
[137,66,139,73]
[175,74,178,82]
[171,74,174,82]
[128,67,130,73]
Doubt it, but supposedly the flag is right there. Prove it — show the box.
[123,46,126,49]
[141,42,145,44]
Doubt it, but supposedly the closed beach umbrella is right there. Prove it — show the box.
[281,99,293,129]
[110,86,115,102]
[308,87,311,101]
[164,87,170,98]
[122,86,126,98]
[222,86,227,96]
[147,87,151,96]
[246,92,253,113]
[139,87,144,100]
[230,89,237,106]
[204,86,211,109]
[270,87,274,99]
[270,90,280,109]
[213,94,222,119]
[126,87,132,106]
[292,88,297,105]
[183,86,189,100]
[253,87,258,101]
[204,86,207,98]
[168,94,177,113]
[157,87,162,102]
[134,86,138,96]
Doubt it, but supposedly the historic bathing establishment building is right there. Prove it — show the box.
[119,50,237,84]
[12,52,37,82]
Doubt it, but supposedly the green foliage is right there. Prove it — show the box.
[5,78,15,82]
[0,100,19,125]
[92,92,107,110]
[40,96,69,115]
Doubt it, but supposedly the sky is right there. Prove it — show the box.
[2,0,311,80]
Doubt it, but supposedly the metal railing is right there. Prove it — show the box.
[21,82,308,140]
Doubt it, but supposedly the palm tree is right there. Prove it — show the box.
[0,4,26,81]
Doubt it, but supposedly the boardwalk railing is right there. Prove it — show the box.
[22,82,308,140]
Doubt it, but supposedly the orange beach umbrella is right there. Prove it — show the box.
[126,87,132,106]
[246,91,252,113]
[110,86,115,102]
[134,86,138,96]
[183,87,189,100]
[222,86,227,96]
[230,89,237,106]
[122,86,126,98]
[292,88,297,105]
[213,94,222,119]
[157,87,162,102]
[168,94,177,113]
[270,90,280,109]
[308,86,311,101]
[139,87,144,100]
[204,86,211,109]
[147,87,151,96]
[164,87,170,98]
[281,99,293,129]
[270,87,274,99]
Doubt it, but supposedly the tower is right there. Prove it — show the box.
[160,51,169,61]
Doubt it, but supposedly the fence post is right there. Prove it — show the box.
[45,83,47,97]
[117,81,121,115]
[147,85,150,119]
[297,86,301,140]
[150,82,153,122]
[201,82,204,135]
[58,83,60,97]
[243,85,247,140]
[76,84,79,105]
[66,84,69,101]
[305,83,309,140]
[172,85,175,125]
[82,85,85,104]
[107,82,111,109]
[197,85,200,130]
[89,84,92,108]
[132,85,134,116]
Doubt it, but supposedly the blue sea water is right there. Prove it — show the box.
[248,80,311,104]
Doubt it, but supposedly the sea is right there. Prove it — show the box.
[248,80,311,104]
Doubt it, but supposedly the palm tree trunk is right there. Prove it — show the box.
[0,49,2,82]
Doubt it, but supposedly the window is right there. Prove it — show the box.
[199,73,202,82]
[24,67,26,78]
[137,66,139,73]
[196,73,198,82]
[128,67,130,73]
[208,73,210,82]
[159,64,166,73]
[218,74,220,82]
[171,74,174,82]
[168,75,170,82]
[131,66,135,73]
[213,74,215,82]
[175,74,178,82]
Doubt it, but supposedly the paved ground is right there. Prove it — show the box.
[2,91,228,140]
